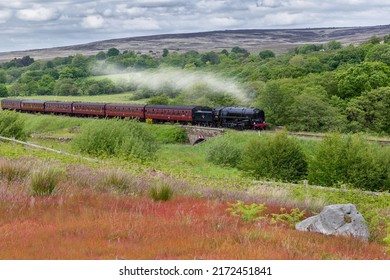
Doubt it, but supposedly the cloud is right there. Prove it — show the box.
[0,9,12,23]
[257,0,285,8]
[1,0,390,52]
[81,15,105,29]
[16,6,60,21]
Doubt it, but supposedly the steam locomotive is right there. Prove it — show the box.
[1,99,267,130]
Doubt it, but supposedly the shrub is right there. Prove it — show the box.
[150,182,173,201]
[239,132,308,182]
[30,166,63,196]
[149,125,189,144]
[206,138,241,167]
[0,110,29,140]
[72,118,159,161]
[270,208,306,228]
[226,201,267,223]
[308,134,390,191]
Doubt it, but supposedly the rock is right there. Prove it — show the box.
[295,204,370,240]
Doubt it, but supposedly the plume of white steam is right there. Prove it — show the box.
[107,67,250,103]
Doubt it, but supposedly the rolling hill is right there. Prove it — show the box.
[1,24,390,62]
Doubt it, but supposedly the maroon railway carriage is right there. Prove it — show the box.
[1,99,22,110]
[21,100,45,112]
[144,105,203,123]
[72,102,106,116]
[44,101,73,114]
[105,103,145,119]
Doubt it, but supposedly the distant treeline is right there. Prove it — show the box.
[1,34,390,134]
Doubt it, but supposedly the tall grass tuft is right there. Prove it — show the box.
[100,168,140,195]
[150,182,174,201]
[0,159,30,182]
[30,166,64,196]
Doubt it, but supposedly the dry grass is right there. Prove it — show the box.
[0,157,388,260]
[0,188,387,260]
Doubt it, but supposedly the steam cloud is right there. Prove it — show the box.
[110,67,250,103]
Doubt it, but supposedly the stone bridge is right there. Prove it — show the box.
[180,126,224,145]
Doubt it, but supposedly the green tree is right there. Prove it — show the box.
[53,79,79,96]
[254,80,294,126]
[288,90,345,132]
[37,75,55,95]
[96,51,106,60]
[259,50,275,59]
[346,87,390,133]
[336,61,390,99]
[326,40,342,50]
[107,48,120,57]
[0,70,7,83]
[384,34,390,44]
[365,44,390,66]
[231,46,250,57]
[200,52,220,65]
[0,84,8,97]
[368,36,381,44]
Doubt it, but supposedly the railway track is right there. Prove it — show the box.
[261,129,390,145]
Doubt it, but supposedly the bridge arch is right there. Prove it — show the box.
[180,126,224,145]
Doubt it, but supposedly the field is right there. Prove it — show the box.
[1,107,390,260]
[0,158,388,260]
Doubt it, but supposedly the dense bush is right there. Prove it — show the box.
[308,134,390,191]
[72,118,159,161]
[0,110,29,140]
[239,132,308,182]
[206,138,241,167]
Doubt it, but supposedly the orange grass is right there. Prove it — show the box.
[0,187,388,260]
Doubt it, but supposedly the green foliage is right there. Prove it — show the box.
[336,62,390,99]
[0,110,29,140]
[227,201,267,223]
[30,166,63,196]
[270,208,306,228]
[346,87,390,133]
[288,90,346,132]
[72,118,159,161]
[0,84,8,97]
[206,138,241,167]
[259,50,275,59]
[326,40,342,50]
[150,182,173,201]
[148,125,188,144]
[255,80,294,126]
[308,134,390,191]
[365,44,390,66]
[107,48,120,57]
[239,132,308,182]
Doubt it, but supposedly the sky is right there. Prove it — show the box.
[0,0,390,52]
